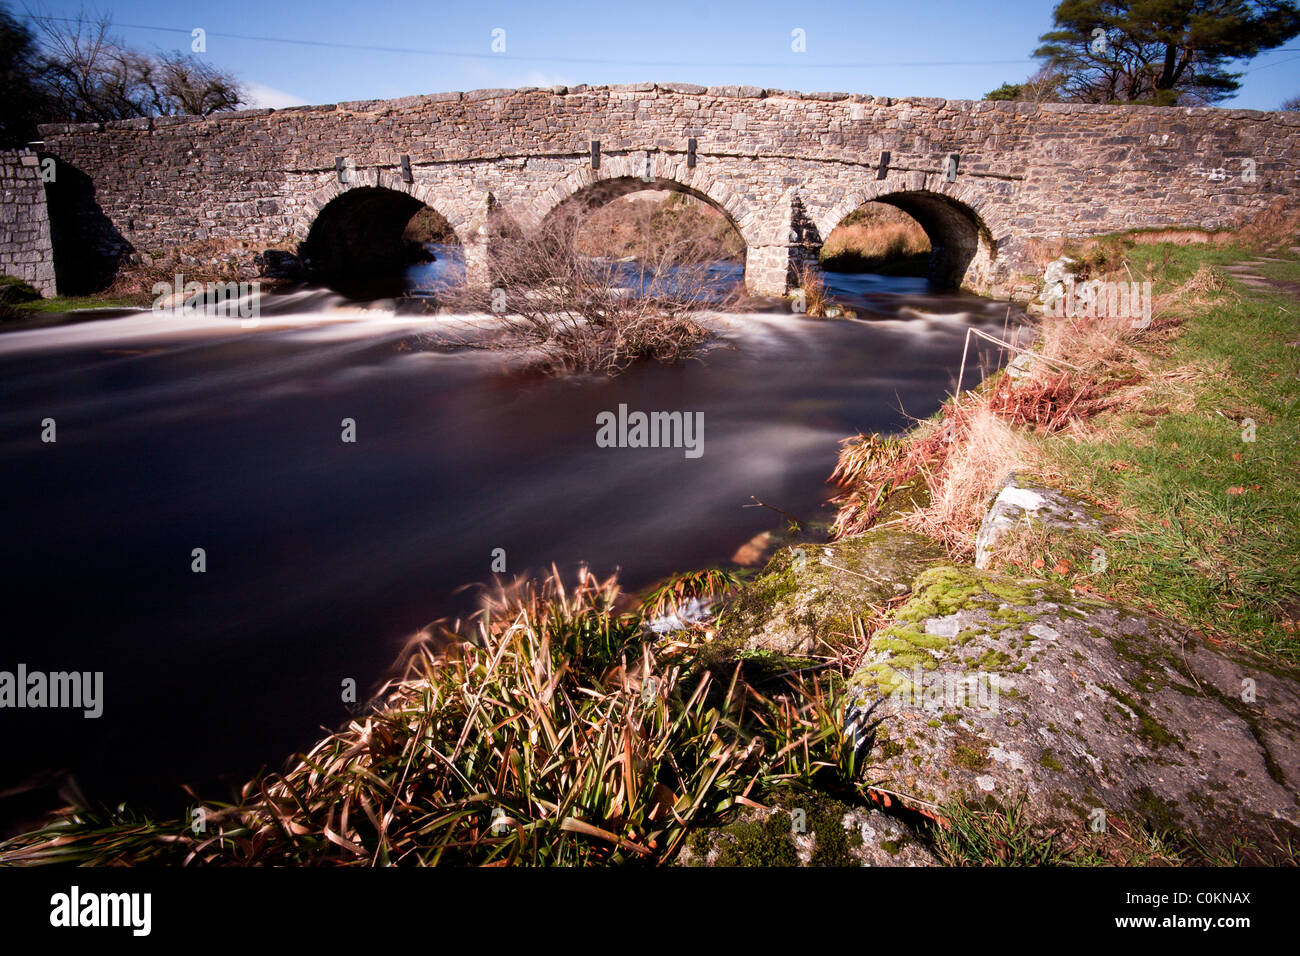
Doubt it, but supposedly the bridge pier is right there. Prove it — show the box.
[744,243,795,296]
[461,236,492,291]
[741,193,823,297]
[744,237,823,297]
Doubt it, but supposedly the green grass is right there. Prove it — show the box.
[1038,242,1300,663]
[929,796,1292,866]
[12,294,146,313]
[1,274,147,316]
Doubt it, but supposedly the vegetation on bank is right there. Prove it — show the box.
[819,204,931,276]
[0,275,41,319]
[1,276,143,319]
[826,221,1300,667]
[1,275,144,318]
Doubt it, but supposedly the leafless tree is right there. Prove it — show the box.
[25,5,244,122]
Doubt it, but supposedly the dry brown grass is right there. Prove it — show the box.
[829,391,1037,554]
[793,261,830,317]
[1033,264,1218,373]
[827,259,1216,551]
[1236,197,1300,251]
[904,406,1030,555]
[821,221,930,262]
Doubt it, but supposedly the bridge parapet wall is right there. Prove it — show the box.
[35,84,1300,296]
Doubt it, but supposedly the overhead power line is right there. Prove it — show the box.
[31,16,1300,75]
[33,16,1041,70]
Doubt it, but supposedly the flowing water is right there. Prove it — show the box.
[0,258,1025,827]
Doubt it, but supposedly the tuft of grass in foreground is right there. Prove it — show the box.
[640,568,740,619]
[0,567,861,866]
[792,261,831,317]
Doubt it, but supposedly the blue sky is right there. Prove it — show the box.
[25,0,1300,110]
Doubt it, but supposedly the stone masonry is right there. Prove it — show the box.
[24,83,1300,298]
[0,150,56,297]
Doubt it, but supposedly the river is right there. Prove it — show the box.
[0,249,1024,829]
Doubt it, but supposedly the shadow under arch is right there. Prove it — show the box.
[43,156,133,295]
[300,185,459,292]
[820,188,997,291]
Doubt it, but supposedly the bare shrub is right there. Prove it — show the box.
[28,9,244,122]
[450,208,736,376]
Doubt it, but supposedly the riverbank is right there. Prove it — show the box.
[3,231,1297,866]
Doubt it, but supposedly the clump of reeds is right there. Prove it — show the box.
[829,428,945,538]
[0,565,862,867]
[793,262,830,317]
[640,568,739,619]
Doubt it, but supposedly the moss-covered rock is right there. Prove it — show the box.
[845,564,1300,847]
[710,526,945,657]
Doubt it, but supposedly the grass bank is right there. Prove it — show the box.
[828,235,1299,668]
[1,276,143,321]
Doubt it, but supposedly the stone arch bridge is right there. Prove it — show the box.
[30,83,1300,299]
